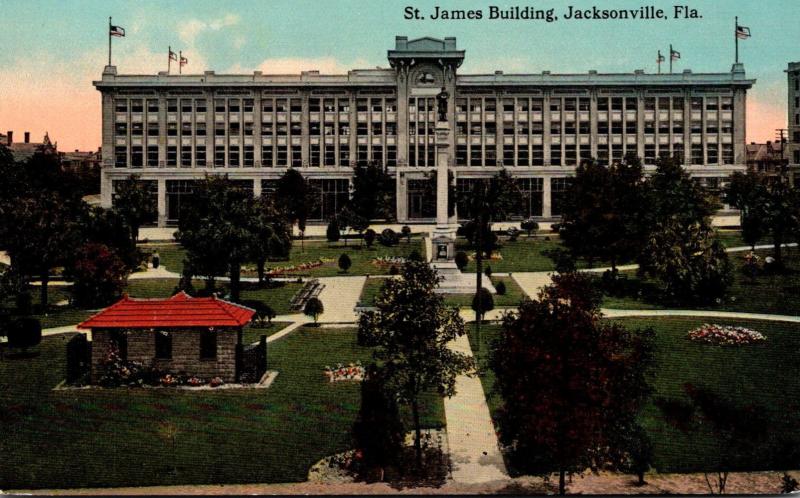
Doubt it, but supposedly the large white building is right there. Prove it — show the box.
[787,61,800,183]
[95,36,754,226]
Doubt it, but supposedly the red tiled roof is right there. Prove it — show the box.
[77,292,255,329]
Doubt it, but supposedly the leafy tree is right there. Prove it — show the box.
[352,363,406,480]
[326,217,341,244]
[560,155,648,270]
[615,421,654,486]
[303,297,324,324]
[64,242,129,308]
[275,168,319,252]
[401,225,412,244]
[491,272,653,495]
[364,228,376,248]
[471,287,494,324]
[250,196,292,284]
[761,179,800,267]
[176,176,254,302]
[350,162,396,221]
[357,261,474,465]
[338,207,369,247]
[6,317,42,353]
[725,171,768,249]
[637,157,731,303]
[338,253,352,273]
[454,251,469,271]
[80,205,142,271]
[521,218,539,239]
[111,174,157,244]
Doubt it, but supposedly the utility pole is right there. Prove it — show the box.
[775,128,788,177]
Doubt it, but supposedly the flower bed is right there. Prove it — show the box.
[687,323,766,346]
[264,258,335,277]
[468,251,503,261]
[324,362,364,382]
[95,348,229,388]
[372,256,407,268]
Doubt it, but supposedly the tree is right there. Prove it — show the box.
[6,317,42,354]
[111,174,157,244]
[638,157,731,304]
[725,171,768,250]
[250,196,292,284]
[560,155,648,270]
[338,207,369,247]
[275,169,319,252]
[338,253,352,273]
[761,179,800,268]
[471,287,494,324]
[176,176,254,302]
[495,280,507,296]
[616,421,654,486]
[357,260,474,465]
[454,251,469,271]
[349,162,396,221]
[401,225,412,244]
[491,272,653,495]
[326,217,341,244]
[80,205,142,272]
[521,218,539,239]
[364,228,376,248]
[352,363,406,480]
[303,297,324,324]
[64,242,129,308]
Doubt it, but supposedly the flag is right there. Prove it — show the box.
[180,55,188,66]
[670,48,681,61]
[657,51,665,64]
[110,24,125,37]
[736,25,751,39]
[169,50,178,62]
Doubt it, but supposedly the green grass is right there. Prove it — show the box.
[0,327,445,490]
[599,248,800,315]
[358,276,529,309]
[141,240,424,278]
[456,236,561,274]
[468,317,800,474]
[241,322,293,345]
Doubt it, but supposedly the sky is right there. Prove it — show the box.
[0,0,797,151]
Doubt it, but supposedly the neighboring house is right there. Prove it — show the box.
[4,130,58,162]
[746,141,787,176]
[78,292,256,383]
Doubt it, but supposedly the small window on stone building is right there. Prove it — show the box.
[110,330,128,360]
[155,331,172,359]
[200,330,217,359]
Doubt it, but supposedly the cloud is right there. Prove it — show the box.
[178,13,240,45]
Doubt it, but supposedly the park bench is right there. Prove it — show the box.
[290,279,325,311]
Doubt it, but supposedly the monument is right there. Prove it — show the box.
[429,87,495,294]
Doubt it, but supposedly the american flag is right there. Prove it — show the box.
[736,25,751,39]
[180,55,188,66]
[169,50,178,62]
[109,24,125,37]
[670,48,681,61]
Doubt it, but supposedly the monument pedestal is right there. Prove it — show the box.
[428,119,495,294]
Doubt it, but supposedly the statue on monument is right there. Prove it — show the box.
[436,86,449,122]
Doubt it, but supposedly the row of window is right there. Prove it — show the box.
[108,329,218,361]
[114,97,398,115]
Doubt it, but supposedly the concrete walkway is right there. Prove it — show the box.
[316,276,367,323]
[444,332,508,484]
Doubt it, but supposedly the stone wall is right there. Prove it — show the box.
[90,328,240,383]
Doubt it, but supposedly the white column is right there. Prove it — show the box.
[542,176,552,218]
[157,178,167,227]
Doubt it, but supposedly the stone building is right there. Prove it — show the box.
[94,36,754,226]
[786,61,800,184]
[78,292,255,383]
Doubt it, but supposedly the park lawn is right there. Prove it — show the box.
[599,247,800,316]
[456,236,561,274]
[139,240,423,278]
[241,321,294,345]
[468,317,800,475]
[359,275,528,309]
[0,285,94,330]
[0,327,445,490]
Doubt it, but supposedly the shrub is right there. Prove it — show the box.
[6,317,42,351]
[389,265,399,275]
[401,225,412,244]
[507,227,520,242]
[484,265,492,278]
[304,297,324,324]
[408,249,423,262]
[543,248,576,274]
[338,253,352,273]
[454,251,469,271]
[364,228,376,248]
[495,281,507,295]
[521,218,539,238]
[471,287,494,322]
[378,228,399,247]
[326,218,341,243]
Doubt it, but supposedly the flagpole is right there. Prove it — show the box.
[179,51,182,75]
[168,45,171,74]
[657,50,661,74]
[108,17,112,66]
[735,16,739,64]
[669,44,673,74]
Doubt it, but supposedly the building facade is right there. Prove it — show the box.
[95,36,754,226]
[787,62,800,184]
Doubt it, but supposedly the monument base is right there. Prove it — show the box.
[431,260,496,295]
